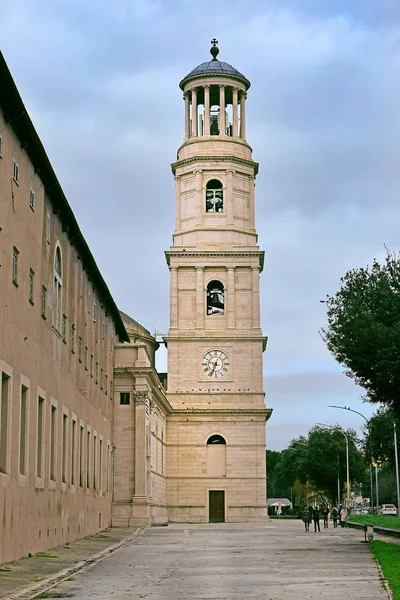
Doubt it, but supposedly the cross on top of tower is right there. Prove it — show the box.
[210,38,219,60]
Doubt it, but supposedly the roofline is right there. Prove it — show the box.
[180,71,251,91]
[0,51,129,343]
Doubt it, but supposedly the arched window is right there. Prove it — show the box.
[207,435,226,444]
[207,280,224,315]
[206,179,223,213]
[53,246,62,332]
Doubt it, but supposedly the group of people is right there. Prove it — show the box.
[301,504,348,532]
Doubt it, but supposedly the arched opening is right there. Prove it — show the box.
[53,246,62,332]
[207,435,226,444]
[207,280,224,315]
[207,434,227,477]
[206,179,223,213]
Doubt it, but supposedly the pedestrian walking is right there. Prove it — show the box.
[331,506,338,528]
[340,507,348,528]
[312,506,321,532]
[302,506,311,532]
[322,505,329,529]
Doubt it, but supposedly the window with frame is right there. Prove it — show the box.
[78,337,82,362]
[206,280,224,315]
[62,314,67,342]
[120,392,130,405]
[12,247,19,286]
[29,189,35,211]
[13,160,19,184]
[53,247,62,332]
[29,268,35,304]
[71,324,75,353]
[41,286,47,318]
[205,179,223,213]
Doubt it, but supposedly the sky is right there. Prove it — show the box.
[1,0,399,450]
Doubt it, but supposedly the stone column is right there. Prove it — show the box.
[252,267,260,329]
[226,169,234,225]
[227,267,235,329]
[196,267,204,330]
[218,85,226,136]
[232,88,239,137]
[204,85,210,136]
[249,177,256,231]
[170,267,178,329]
[184,92,190,141]
[192,88,198,138]
[194,169,203,225]
[240,92,247,140]
[175,175,181,231]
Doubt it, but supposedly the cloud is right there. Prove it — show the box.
[1,0,398,450]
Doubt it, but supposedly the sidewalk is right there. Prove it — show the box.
[0,527,144,600]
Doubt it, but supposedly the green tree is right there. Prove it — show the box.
[364,408,400,464]
[321,250,400,415]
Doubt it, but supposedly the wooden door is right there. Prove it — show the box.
[209,490,225,523]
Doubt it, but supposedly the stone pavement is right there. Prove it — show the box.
[3,520,390,600]
[0,527,143,600]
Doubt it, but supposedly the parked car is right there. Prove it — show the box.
[378,504,398,515]
[361,506,370,514]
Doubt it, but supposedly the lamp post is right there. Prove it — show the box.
[328,405,374,511]
[317,423,350,506]
[292,441,308,502]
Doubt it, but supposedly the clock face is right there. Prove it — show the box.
[202,350,229,378]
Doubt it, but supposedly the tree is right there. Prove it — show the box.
[364,408,400,464]
[321,250,400,415]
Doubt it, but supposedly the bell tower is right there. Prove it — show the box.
[165,41,272,523]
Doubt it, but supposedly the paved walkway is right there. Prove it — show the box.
[3,520,389,600]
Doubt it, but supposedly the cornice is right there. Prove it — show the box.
[165,249,265,271]
[171,155,259,176]
[169,407,273,420]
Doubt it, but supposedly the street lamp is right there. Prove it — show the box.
[317,423,350,506]
[394,423,400,519]
[328,405,374,512]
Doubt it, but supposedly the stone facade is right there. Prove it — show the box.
[0,52,129,564]
[165,44,272,523]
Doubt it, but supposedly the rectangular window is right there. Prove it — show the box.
[86,430,91,488]
[99,439,103,491]
[13,160,19,184]
[84,346,88,370]
[62,413,67,483]
[19,385,28,475]
[29,189,35,211]
[71,419,76,485]
[12,247,19,286]
[50,404,56,481]
[62,314,67,342]
[0,373,11,474]
[79,424,84,487]
[95,362,98,384]
[36,396,45,478]
[93,435,97,490]
[90,354,94,378]
[93,302,97,323]
[29,268,35,304]
[46,212,51,243]
[71,324,75,353]
[120,392,130,405]
[41,286,47,319]
[78,337,82,362]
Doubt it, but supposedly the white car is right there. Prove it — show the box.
[379,504,398,515]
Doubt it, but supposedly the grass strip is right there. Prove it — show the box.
[370,540,400,600]
[348,515,400,529]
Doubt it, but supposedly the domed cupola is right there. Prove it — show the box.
[179,39,251,142]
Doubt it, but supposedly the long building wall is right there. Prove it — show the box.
[0,101,124,563]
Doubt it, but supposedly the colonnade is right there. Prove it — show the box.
[184,84,247,141]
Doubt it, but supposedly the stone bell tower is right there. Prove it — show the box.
[165,40,272,523]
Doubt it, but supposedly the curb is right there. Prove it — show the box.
[4,528,145,600]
